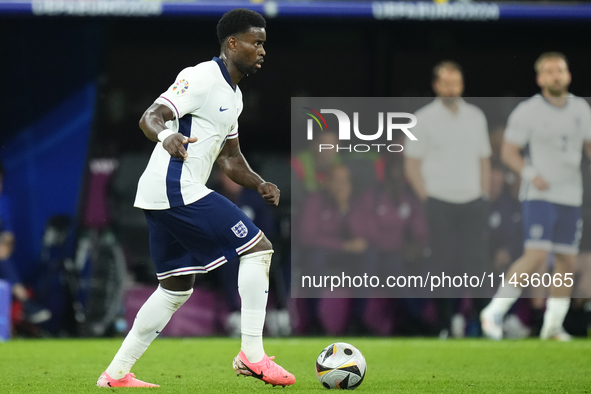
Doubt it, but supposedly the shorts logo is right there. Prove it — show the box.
[231,221,248,238]
[172,79,189,95]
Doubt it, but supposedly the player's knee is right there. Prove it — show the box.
[524,248,548,266]
[159,274,195,292]
[554,254,577,272]
[241,235,273,267]
[249,234,273,253]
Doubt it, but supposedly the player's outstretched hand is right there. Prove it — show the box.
[258,182,280,206]
[162,134,198,161]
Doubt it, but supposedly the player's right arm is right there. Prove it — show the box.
[139,103,174,142]
[141,66,210,160]
[501,141,549,190]
[139,104,197,161]
[403,110,428,202]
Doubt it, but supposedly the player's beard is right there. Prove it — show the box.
[545,80,569,97]
[546,86,567,97]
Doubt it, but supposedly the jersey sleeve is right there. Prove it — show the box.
[503,103,531,148]
[227,122,239,140]
[581,100,591,141]
[155,67,213,120]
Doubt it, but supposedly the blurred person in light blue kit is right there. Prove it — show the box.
[481,52,591,341]
[0,161,51,324]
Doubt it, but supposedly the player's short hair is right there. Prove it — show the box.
[432,60,463,83]
[217,8,266,45]
[534,52,569,73]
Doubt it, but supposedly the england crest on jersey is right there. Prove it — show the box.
[231,221,248,238]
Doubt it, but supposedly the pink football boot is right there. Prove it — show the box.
[97,371,159,388]
[232,351,295,387]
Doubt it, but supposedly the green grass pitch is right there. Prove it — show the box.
[1,337,590,393]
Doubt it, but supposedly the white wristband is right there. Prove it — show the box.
[157,129,176,143]
[520,165,538,182]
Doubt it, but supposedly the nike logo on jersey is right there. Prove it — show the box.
[156,330,162,334]
[219,107,229,112]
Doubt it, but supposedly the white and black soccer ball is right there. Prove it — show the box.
[315,342,366,390]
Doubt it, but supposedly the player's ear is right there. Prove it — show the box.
[431,81,439,96]
[227,36,238,52]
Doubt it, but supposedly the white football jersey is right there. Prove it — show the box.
[403,99,492,204]
[504,94,591,206]
[135,57,243,209]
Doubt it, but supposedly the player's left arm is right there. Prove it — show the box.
[477,111,492,198]
[584,141,591,161]
[216,137,280,206]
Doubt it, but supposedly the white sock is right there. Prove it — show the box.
[238,250,273,363]
[105,285,193,379]
[485,281,522,316]
[542,297,570,332]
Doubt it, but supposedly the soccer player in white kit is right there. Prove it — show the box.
[96,9,295,387]
[481,52,591,341]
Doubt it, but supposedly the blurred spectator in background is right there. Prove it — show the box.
[0,162,52,325]
[212,170,289,337]
[291,130,341,217]
[351,155,428,278]
[291,128,384,217]
[297,164,367,335]
[404,60,492,338]
[291,130,340,195]
[299,164,367,266]
[349,155,431,335]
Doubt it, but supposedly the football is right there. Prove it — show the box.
[315,342,367,390]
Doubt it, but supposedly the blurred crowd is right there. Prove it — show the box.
[290,128,590,339]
